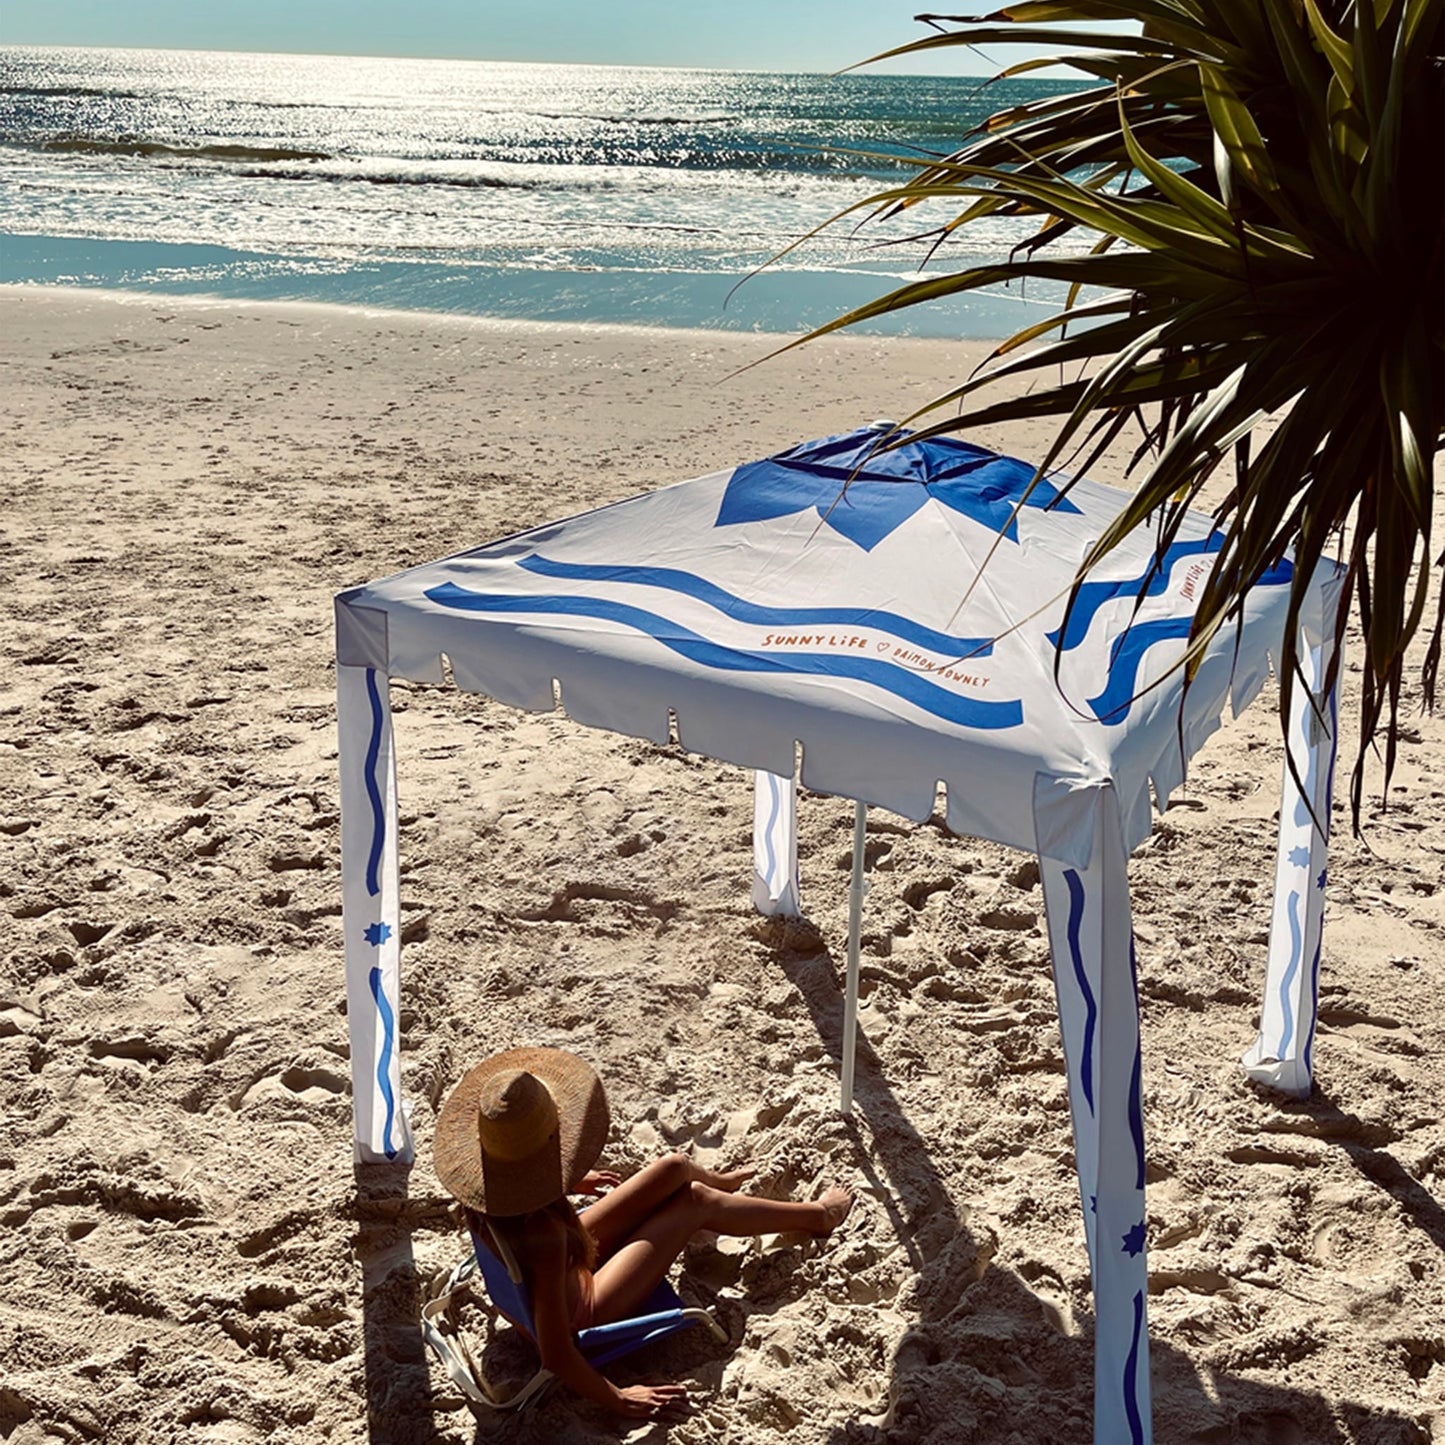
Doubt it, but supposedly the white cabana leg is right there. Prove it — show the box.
[1039,785,1152,1445]
[751,768,800,916]
[337,636,413,1164]
[839,800,867,1114]
[1243,613,1341,1097]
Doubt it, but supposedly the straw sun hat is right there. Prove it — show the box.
[434,1047,610,1217]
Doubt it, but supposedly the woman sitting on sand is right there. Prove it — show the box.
[434,1046,853,1420]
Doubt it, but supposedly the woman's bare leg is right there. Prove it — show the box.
[582,1153,755,1259]
[590,1182,853,1325]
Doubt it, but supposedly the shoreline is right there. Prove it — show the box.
[2,286,1440,1445]
[0,230,1063,343]
[0,279,1019,349]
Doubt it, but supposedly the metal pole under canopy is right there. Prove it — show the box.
[840,799,868,1114]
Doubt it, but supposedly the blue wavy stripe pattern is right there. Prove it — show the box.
[368,965,400,1161]
[1128,1043,1146,1191]
[1063,869,1097,1115]
[518,554,996,658]
[1128,939,1146,1190]
[1294,684,1320,829]
[1293,665,1342,831]
[425,583,1024,732]
[363,668,386,899]
[1302,681,1339,1078]
[1053,539,1293,655]
[1306,673,1335,1075]
[1303,938,1323,1075]
[1278,888,1303,1057]
[1086,615,1194,722]
[1323,683,1340,821]
[1048,535,1225,651]
[1067,547,1294,723]
[762,771,781,888]
[1123,1289,1147,1445]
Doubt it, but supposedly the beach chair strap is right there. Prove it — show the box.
[420,1257,491,1405]
[420,1253,556,1413]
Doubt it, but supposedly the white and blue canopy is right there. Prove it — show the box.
[335,424,1343,1445]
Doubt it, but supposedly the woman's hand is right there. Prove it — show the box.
[614,1383,689,1419]
[576,1168,621,1195]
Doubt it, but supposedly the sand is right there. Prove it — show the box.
[1,286,1442,1445]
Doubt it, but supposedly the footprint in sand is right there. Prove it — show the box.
[86,1035,170,1075]
[901,877,953,910]
[234,1064,348,1109]
[236,1211,311,1259]
[277,1065,348,1102]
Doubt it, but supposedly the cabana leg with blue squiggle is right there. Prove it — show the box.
[1243,575,1344,1098]
[1039,783,1152,1445]
[337,597,413,1165]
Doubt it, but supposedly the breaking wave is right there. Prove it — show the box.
[38,136,332,164]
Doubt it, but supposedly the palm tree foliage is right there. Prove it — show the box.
[800,1,1443,818]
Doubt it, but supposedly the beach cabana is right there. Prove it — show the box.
[335,425,1342,1444]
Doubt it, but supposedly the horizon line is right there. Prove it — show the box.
[0,38,1021,80]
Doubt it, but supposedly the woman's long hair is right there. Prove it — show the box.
[468,1195,597,1276]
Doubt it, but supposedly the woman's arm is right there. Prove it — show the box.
[528,1222,687,1419]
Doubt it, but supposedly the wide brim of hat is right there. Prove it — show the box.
[434,1047,609,1216]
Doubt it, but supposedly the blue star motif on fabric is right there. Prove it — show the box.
[363,921,392,947]
[716,428,1081,552]
[1288,845,1311,868]
[1316,869,1327,890]
[1122,1220,1147,1256]
[1089,1194,1097,1214]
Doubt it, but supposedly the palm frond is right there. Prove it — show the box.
[796,0,1445,822]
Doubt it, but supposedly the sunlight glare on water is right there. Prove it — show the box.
[0,46,1086,332]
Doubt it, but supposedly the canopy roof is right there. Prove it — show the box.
[339,425,1294,865]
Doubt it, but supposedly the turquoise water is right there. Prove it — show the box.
[0,48,1082,334]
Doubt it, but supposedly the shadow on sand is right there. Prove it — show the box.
[360,948,1428,1445]
[773,941,1428,1445]
[1271,1087,1445,1252]
[352,1159,451,1445]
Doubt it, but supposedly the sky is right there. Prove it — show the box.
[0,1,1061,74]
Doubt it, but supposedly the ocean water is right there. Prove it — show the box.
[0,47,1082,335]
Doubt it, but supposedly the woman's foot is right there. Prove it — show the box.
[815,1185,854,1234]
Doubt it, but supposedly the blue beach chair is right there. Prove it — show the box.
[422,1223,727,1412]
